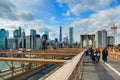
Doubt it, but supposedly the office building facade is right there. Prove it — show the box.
[59,26,62,43]
[36,35,40,50]
[18,30,26,48]
[30,29,36,50]
[95,30,107,48]
[13,26,22,49]
[69,27,73,47]
[44,31,49,39]
[107,36,114,46]
[0,29,8,49]
[7,38,15,50]
[26,36,31,49]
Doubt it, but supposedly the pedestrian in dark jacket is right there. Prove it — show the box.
[102,48,108,62]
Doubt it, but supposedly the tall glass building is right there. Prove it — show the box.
[69,27,73,48]
[26,36,31,49]
[7,38,15,50]
[13,26,22,49]
[30,29,36,36]
[0,29,9,50]
[30,29,36,50]
[59,26,62,43]
[44,31,49,39]
[36,34,40,50]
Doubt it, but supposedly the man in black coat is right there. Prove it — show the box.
[102,48,108,62]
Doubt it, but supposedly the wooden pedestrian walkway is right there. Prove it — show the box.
[80,58,120,80]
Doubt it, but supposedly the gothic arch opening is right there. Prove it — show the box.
[89,40,92,47]
[83,40,87,48]
[80,34,95,48]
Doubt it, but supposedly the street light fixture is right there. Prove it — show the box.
[111,23,117,46]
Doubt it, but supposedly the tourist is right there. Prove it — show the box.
[102,47,108,62]
[97,49,101,61]
[93,48,99,62]
[84,48,89,62]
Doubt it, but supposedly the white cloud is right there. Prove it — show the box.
[63,11,70,16]
[9,0,54,18]
[0,19,46,36]
[0,0,34,21]
[0,0,119,45]
[66,6,120,44]
[56,0,80,8]
[50,32,59,38]
[57,0,117,16]
[71,4,86,16]
[51,16,55,21]
[99,0,116,8]
[0,0,61,40]
[17,11,34,21]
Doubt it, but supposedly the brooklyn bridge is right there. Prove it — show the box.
[0,47,120,80]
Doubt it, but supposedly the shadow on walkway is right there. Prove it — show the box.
[93,62,114,80]
[80,59,115,80]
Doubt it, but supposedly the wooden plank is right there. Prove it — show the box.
[0,52,77,56]
[0,57,68,63]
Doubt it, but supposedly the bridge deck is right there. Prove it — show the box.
[81,58,120,80]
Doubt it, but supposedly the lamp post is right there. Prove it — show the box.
[111,23,117,46]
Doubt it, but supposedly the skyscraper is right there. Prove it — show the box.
[95,30,107,48]
[102,30,107,47]
[42,34,48,50]
[69,27,73,48]
[26,36,31,49]
[13,26,22,49]
[63,36,69,48]
[13,30,18,37]
[36,34,40,50]
[30,29,36,36]
[42,34,48,40]
[0,29,8,50]
[96,31,102,48]
[55,38,58,43]
[44,31,49,39]
[107,36,114,46]
[53,38,59,49]
[18,26,21,37]
[30,29,36,50]
[18,29,26,48]
[59,26,62,43]
[7,38,15,50]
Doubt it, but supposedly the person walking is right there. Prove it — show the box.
[84,48,89,62]
[102,47,108,62]
[93,48,100,63]
[97,48,101,61]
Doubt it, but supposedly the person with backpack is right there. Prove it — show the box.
[97,49,101,61]
[93,48,100,63]
[84,48,89,62]
[102,47,108,62]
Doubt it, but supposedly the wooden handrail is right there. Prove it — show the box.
[0,48,83,80]
[0,57,68,63]
[108,49,120,61]
[45,51,85,80]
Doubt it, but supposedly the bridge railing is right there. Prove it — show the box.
[0,48,83,80]
[0,58,68,80]
[45,51,85,80]
[0,48,83,60]
[108,49,120,61]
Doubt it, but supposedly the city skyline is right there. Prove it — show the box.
[0,0,120,44]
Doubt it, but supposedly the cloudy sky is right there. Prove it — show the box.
[0,0,120,44]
